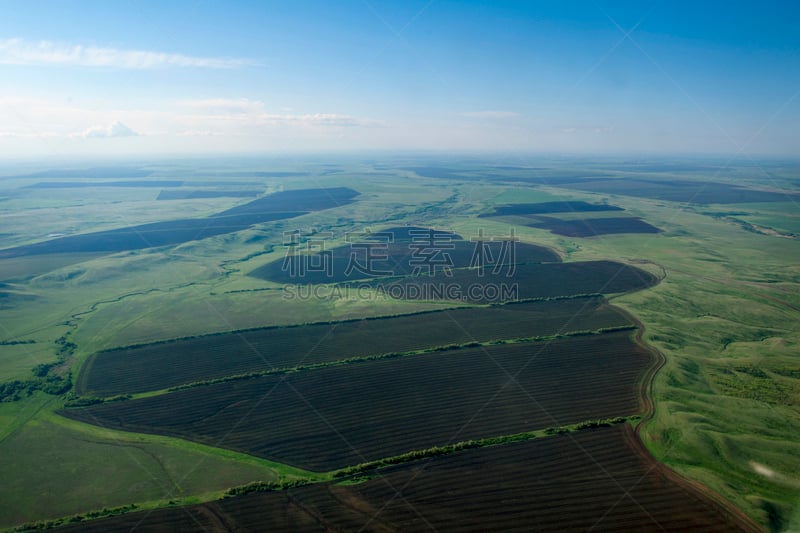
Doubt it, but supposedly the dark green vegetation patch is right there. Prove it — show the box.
[156,190,261,200]
[521,215,662,237]
[215,187,357,217]
[77,296,631,396]
[479,201,624,216]
[61,331,650,471]
[50,426,750,532]
[25,180,183,189]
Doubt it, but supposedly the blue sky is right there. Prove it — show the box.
[0,0,798,157]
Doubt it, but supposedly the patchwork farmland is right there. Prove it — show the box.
[3,188,762,533]
[63,331,652,471]
[77,296,631,396]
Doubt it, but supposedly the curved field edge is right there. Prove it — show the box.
[626,310,765,533]
[0,402,321,531]
[23,423,760,533]
[611,264,800,532]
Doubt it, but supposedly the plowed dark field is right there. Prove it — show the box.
[356,260,658,303]
[249,240,560,284]
[78,297,630,396]
[53,426,755,532]
[524,215,662,237]
[63,331,651,471]
[479,201,624,216]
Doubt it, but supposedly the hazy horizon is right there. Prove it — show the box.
[1,0,798,158]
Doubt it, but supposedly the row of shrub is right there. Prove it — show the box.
[13,504,138,531]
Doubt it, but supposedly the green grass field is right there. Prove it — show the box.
[0,394,321,528]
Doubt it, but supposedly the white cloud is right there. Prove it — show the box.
[0,131,58,139]
[460,110,520,119]
[283,113,366,127]
[0,96,376,144]
[73,121,140,139]
[176,99,375,129]
[178,98,266,114]
[0,38,251,69]
[561,126,615,135]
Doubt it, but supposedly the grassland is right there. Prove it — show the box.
[1,158,798,531]
[0,394,318,528]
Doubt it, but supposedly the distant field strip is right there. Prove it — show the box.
[62,331,651,471]
[478,202,661,236]
[404,166,798,203]
[25,180,184,188]
[558,178,800,204]
[77,296,631,396]
[0,187,358,258]
[522,215,662,237]
[479,200,625,216]
[156,190,261,200]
